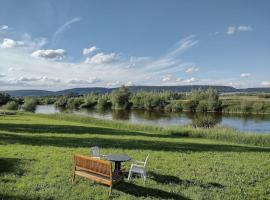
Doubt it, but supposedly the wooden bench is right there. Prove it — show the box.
[72,154,121,195]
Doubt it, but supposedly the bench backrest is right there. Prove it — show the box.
[74,154,112,178]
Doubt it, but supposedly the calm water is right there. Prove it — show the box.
[35,105,270,134]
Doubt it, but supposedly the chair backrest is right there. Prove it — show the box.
[74,154,112,178]
[144,154,149,167]
[90,146,100,157]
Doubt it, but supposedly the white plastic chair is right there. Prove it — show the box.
[128,154,149,183]
[90,146,106,159]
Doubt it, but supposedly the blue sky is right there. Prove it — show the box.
[0,0,269,90]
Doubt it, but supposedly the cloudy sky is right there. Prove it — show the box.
[0,0,270,90]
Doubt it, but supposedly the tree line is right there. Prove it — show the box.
[1,86,270,114]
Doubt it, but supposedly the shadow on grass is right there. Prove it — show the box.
[0,158,25,176]
[1,132,269,153]
[0,123,186,138]
[0,194,53,200]
[149,171,224,189]
[114,182,190,200]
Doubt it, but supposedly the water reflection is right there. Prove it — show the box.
[35,105,270,134]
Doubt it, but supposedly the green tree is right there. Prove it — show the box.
[23,98,38,112]
[54,96,69,108]
[110,86,130,110]
[0,92,11,106]
[3,101,19,110]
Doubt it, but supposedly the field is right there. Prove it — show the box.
[0,113,270,200]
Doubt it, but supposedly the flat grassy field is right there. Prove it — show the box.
[0,113,269,200]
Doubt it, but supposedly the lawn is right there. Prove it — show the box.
[0,113,269,200]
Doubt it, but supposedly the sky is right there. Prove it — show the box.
[0,0,270,90]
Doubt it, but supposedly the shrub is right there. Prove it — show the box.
[110,86,131,110]
[81,94,98,108]
[252,102,266,114]
[23,98,38,112]
[196,100,208,112]
[164,101,183,112]
[97,95,111,110]
[67,98,82,109]
[54,96,68,108]
[0,92,11,106]
[143,95,166,110]
[3,101,19,110]
[184,100,197,112]
[241,101,253,113]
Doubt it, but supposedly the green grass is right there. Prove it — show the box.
[0,113,270,199]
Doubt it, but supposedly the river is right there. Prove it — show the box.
[35,105,270,134]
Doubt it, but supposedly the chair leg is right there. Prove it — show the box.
[128,171,132,181]
[142,171,146,185]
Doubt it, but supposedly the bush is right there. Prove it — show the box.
[252,102,266,114]
[164,101,183,112]
[67,98,83,109]
[192,114,219,128]
[110,86,131,110]
[0,92,11,106]
[97,95,111,110]
[184,100,197,112]
[81,94,98,108]
[54,96,68,108]
[143,95,166,110]
[196,100,208,112]
[241,101,253,113]
[23,98,38,112]
[3,101,19,110]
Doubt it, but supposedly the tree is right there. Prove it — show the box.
[110,86,130,110]
[0,92,11,106]
[23,97,38,112]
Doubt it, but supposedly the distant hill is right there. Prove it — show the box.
[4,85,270,97]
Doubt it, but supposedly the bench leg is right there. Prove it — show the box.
[109,186,112,196]
[72,171,75,183]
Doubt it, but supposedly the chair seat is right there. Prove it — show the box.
[130,165,145,174]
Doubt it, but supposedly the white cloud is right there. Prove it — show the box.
[0,25,9,32]
[53,17,81,43]
[227,26,236,35]
[82,46,97,55]
[125,81,135,86]
[0,74,5,78]
[21,33,47,50]
[0,35,203,90]
[185,67,199,73]
[31,49,66,60]
[85,52,116,64]
[8,67,23,73]
[240,73,251,77]
[107,81,121,87]
[161,74,172,82]
[0,38,24,48]
[261,81,270,87]
[68,77,101,85]
[183,77,196,83]
[227,25,253,35]
[238,25,253,32]
[173,35,199,54]
[16,76,60,83]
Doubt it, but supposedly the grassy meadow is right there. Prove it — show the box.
[0,113,270,200]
